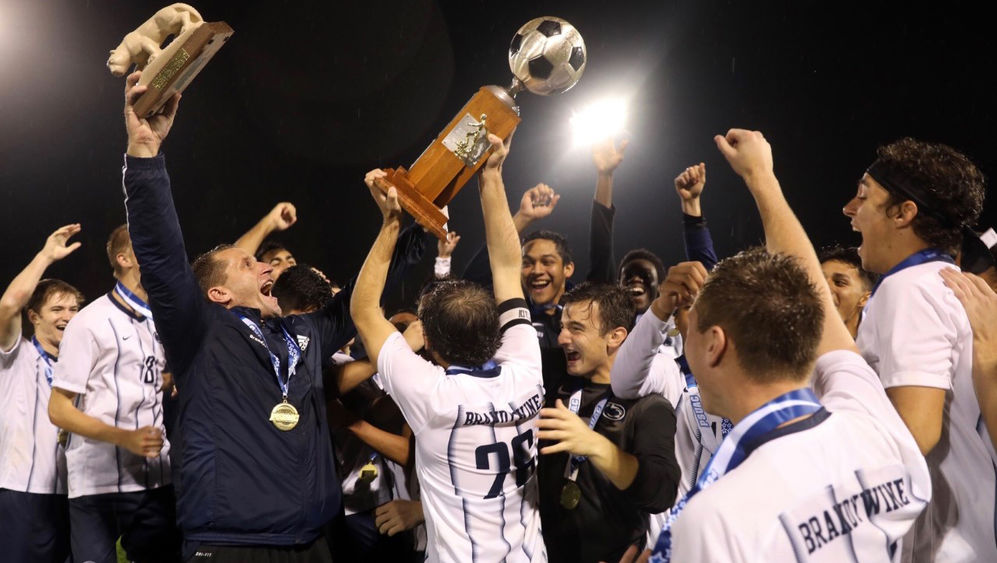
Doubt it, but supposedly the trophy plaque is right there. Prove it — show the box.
[380,16,587,239]
[107,3,233,118]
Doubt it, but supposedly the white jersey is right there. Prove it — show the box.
[0,334,67,494]
[858,260,997,562]
[611,310,729,543]
[50,293,170,498]
[670,350,930,562]
[377,321,546,563]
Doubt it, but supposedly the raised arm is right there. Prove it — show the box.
[122,71,207,377]
[233,202,297,256]
[592,138,628,209]
[512,183,560,234]
[675,163,719,270]
[715,130,855,356]
[478,133,524,303]
[610,261,707,400]
[0,225,81,351]
[349,170,404,368]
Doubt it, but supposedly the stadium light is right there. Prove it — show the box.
[570,97,628,147]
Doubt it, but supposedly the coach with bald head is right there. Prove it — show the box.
[118,71,426,560]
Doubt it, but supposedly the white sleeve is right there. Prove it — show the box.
[670,499,744,562]
[376,331,443,434]
[0,330,23,363]
[813,349,932,508]
[611,309,683,401]
[492,323,542,377]
[50,315,96,395]
[813,350,894,418]
[869,276,959,390]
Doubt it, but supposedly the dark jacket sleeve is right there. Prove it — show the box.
[682,213,719,271]
[311,222,429,357]
[622,396,680,513]
[586,201,615,283]
[122,154,209,380]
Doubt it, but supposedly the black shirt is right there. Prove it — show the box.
[538,377,680,563]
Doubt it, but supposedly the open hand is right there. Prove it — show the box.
[592,137,629,175]
[537,399,603,457]
[41,224,83,263]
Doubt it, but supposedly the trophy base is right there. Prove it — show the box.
[381,167,449,240]
[134,21,234,118]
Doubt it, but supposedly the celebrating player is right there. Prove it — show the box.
[842,137,994,560]
[48,224,180,563]
[351,132,546,562]
[118,71,425,560]
[0,224,83,563]
[641,129,931,562]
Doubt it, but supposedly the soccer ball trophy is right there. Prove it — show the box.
[380,17,586,239]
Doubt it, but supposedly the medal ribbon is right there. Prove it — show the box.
[114,281,153,319]
[237,314,301,398]
[650,388,822,562]
[31,336,54,386]
[679,356,733,451]
[869,248,954,297]
[563,387,612,480]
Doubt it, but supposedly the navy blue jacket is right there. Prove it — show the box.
[122,155,426,550]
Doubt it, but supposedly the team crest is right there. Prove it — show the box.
[603,402,626,421]
[296,335,310,352]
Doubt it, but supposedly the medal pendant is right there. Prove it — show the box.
[57,429,69,447]
[360,462,378,482]
[560,480,581,510]
[269,399,300,431]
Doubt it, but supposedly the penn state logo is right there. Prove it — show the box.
[296,335,310,352]
[603,402,626,421]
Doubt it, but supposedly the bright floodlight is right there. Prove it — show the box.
[570,98,628,146]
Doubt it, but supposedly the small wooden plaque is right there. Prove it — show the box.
[134,21,234,118]
[380,86,521,239]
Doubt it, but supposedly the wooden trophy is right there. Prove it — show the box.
[107,3,233,118]
[381,86,521,240]
[379,16,586,240]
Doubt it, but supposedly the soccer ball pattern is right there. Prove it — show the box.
[508,17,586,96]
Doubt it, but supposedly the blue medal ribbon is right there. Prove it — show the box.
[650,387,822,562]
[31,336,54,386]
[237,313,301,398]
[114,281,153,320]
[564,387,612,479]
[870,248,954,297]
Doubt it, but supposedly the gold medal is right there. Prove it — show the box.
[560,480,581,510]
[360,462,378,482]
[57,429,69,447]
[269,399,300,431]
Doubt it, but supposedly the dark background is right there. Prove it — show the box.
[1,0,994,308]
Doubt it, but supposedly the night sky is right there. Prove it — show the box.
[1,0,994,309]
